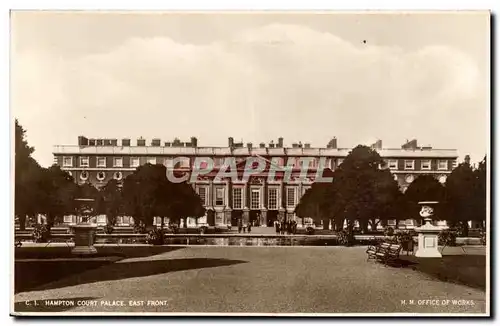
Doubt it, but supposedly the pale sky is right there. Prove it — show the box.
[11,11,490,167]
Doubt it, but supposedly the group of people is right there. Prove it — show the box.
[237,218,252,233]
[274,219,298,235]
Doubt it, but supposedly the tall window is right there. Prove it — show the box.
[113,157,123,167]
[63,156,73,167]
[250,189,261,210]
[286,187,296,208]
[79,156,89,167]
[197,187,208,206]
[421,160,431,170]
[268,188,278,210]
[233,188,243,209]
[215,187,225,206]
[438,160,448,170]
[97,157,107,167]
[404,160,415,170]
[130,157,140,167]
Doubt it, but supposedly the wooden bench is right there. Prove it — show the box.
[366,241,402,265]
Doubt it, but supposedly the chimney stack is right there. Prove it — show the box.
[137,138,146,147]
[402,139,418,150]
[122,138,131,146]
[247,142,253,149]
[278,137,284,148]
[228,137,234,148]
[191,137,198,147]
[304,143,311,149]
[78,136,89,146]
[151,138,161,146]
[327,137,337,149]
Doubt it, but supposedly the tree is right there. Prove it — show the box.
[331,145,400,233]
[14,119,41,230]
[41,165,80,228]
[404,174,446,225]
[100,179,123,226]
[162,181,205,228]
[445,159,477,236]
[295,182,333,228]
[473,156,487,229]
[122,164,205,229]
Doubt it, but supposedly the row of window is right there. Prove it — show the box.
[388,159,455,171]
[62,156,328,169]
[63,156,188,168]
[62,156,457,171]
[196,186,309,209]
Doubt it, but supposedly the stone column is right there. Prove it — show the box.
[224,208,232,226]
[225,179,230,208]
[261,209,268,227]
[243,207,250,226]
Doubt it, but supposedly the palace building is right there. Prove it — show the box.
[53,136,458,228]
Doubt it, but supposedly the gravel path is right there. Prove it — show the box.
[14,246,487,314]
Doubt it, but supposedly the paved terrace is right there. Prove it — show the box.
[14,246,486,315]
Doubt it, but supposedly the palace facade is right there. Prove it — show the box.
[53,136,458,228]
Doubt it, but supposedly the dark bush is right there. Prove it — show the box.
[133,223,146,234]
[384,227,394,236]
[32,224,50,243]
[199,226,208,234]
[146,228,164,245]
[438,230,457,246]
[337,229,355,246]
[103,224,114,234]
[306,226,315,235]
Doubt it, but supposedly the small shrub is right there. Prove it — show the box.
[133,224,146,234]
[146,228,164,245]
[384,227,394,236]
[167,224,179,234]
[103,224,114,234]
[337,229,355,246]
[480,230,486,245]
[438,230,457,246]
[306,226,315,235]
[32,224,50,243]
[199,226,208,234]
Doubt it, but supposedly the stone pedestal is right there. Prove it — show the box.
[414,201,444,258]
[71,224,98,255]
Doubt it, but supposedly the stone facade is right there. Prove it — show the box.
[53,136,458,227]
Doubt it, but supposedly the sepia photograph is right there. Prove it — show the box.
[10,10,490,316]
